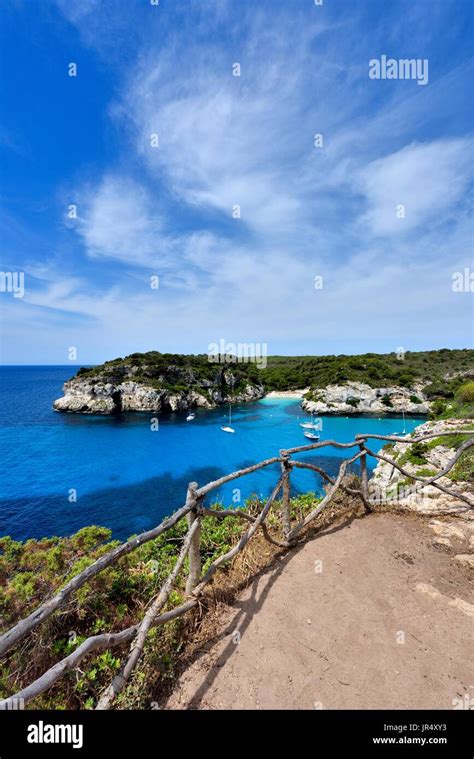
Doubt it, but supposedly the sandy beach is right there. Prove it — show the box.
[264,389,308,399]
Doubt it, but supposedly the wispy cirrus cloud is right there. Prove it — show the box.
[74,175,167,268]
[1,0,472,363]
[358,139,473,236]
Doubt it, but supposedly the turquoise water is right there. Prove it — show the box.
[0,367,425,541]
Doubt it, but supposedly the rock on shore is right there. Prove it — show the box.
[302,381,430,416]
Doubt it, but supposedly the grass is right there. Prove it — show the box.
[426,434,471,450]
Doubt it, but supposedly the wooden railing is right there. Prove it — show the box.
[0,428,472,710]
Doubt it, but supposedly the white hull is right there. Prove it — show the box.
[221,426,235,434]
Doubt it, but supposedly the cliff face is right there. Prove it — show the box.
[302,381,430,416]
[369,418,474,517]
[53,368,264,414]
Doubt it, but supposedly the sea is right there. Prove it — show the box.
[0,366,426,542]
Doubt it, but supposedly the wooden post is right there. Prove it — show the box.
[280,453,292,540]
[185,482,201,595]
[359,445,371,512]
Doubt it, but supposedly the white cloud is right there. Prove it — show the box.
[119,19,332,242]
[75,176,170,268]
[358,139,473,236]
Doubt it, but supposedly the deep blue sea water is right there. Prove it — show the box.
[0,367,425,542]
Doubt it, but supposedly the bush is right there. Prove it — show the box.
[429,399,447,419]
[415,468,437,477]
[398,442,429,467]
[346,397,361,407]
[409,395,422,404]
[456,381,474,403]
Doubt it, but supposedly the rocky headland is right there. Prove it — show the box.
[53,357,264,414]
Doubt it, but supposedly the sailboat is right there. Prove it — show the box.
[299,411,320,430]
[393,410,406,436]
[303,430,320,441]
[221,402,235,433]
[186,412,195,421]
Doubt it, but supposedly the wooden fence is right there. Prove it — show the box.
[0,428,472,710]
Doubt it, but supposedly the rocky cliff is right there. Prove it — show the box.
[369,418,474,516]
[302,381,430,415]
[368,418,474,570]
[53,362,264,414]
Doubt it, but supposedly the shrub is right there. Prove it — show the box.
[346,397,360,407]
[456,381,474,404]
[429,399,447,419]
[398,441,429,467]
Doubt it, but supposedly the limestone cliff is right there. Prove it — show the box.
[302,381,430,416]
[53,361,264,414]
[369,418,474,516]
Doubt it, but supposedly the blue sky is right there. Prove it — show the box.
[0,0,473,365]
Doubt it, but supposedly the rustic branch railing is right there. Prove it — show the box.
[1,428,472,710]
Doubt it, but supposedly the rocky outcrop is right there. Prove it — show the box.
[369,418,474,517]
[53,373,264,415]
[302,381,430,416]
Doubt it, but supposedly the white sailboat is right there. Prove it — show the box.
[304,431,320,441]
[186,412,195,421]
[221,402,235,433]
[299,411,320,430]
[393,410,406,436]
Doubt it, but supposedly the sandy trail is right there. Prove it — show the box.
[166,513,473,710]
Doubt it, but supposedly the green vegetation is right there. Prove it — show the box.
[0,493,321,709]
[381,442,399,459]
[396,382,474,483]
[73,349,474,396]
[448,449,474,483]
[75,352,264,399]
[398,441,429,467]
[414,468,437,477]
[346,397,361,408]
[397,476,415,488]
[428,381,474,421]
[456,381,474,403]
[427,434,470,450]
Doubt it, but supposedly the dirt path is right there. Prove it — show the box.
[166,513,473,710]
